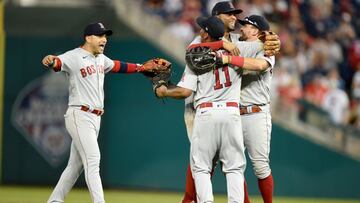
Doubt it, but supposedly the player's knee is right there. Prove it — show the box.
[86,154,101,167]
[191,163,212,175]
[253,162,271,179]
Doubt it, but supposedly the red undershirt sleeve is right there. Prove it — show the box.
[187,41,223,51]
[53,57,62,72]
[111,60,142,73]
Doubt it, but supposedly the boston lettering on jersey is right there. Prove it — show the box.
[80,64,105,78]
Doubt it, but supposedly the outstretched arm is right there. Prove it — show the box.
[156,85,193,99]
[111,58,171,74]
[111,60,143,73]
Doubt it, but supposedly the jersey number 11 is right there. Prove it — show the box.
[214,66,232,90]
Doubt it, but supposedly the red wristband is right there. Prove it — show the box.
[231,56,244,67]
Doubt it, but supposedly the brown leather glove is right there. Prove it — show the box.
[140,58,172,75]
[259,31,281,56]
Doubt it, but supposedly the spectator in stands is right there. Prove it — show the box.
[301,50,328,88]
[143,0,167,18]
[164,13,196,44]
[322,69,350,125]
[352,62,360,102]
[304,74,329,106]
[140,0,360,130]
[162,0,202,44]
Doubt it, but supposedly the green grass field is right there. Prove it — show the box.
[0,186,359,203]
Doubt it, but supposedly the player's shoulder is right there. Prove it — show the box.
[189,36,201,45]
[237,39,262,46]
[237,40,263,52]
[62,47,83,56]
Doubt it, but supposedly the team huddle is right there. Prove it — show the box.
[42,1,280,203]
[155,2,278,203]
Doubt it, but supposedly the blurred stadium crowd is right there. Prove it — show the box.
[141,0,360,129]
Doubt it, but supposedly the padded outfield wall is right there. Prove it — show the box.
[1,6,360,199]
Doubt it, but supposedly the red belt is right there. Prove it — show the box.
[198,102,239,109]
[80,106,104,116]
[240,105,262,115]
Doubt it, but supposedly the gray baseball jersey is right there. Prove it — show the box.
[240,55,275,106]
[178,59,242,108]
[58,47,114,109]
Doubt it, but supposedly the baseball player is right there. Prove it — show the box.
[185,15,276,203]
[157,15,270,203]
[181,2,280,203]
[236,15,275,203]
[182,2,244,202]
[42,22,165,203]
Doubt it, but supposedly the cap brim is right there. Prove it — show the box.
[196,16,207,30]
[237,19,257,28]
[237,19,248,25]
[105,29,113,36]
[223,9,243,15]
[88,29,113,36]
[100,29,113,36]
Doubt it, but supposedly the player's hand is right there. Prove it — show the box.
[210,51,227,66]
[259,31,281,56]
[155,85,167,98]
[223,41,240,56]
[42,55,56,68]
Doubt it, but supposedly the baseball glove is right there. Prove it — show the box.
[259,31,281,56]
[185,46,223,75]
[141,58,172,77]
[151,70,171,97]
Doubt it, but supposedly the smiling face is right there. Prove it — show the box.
[239,23,260,41]
[84,34,108,55]
[217,13,237,32]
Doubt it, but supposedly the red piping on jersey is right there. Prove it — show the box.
[187,40,223,50]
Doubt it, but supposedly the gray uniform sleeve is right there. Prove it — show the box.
[177,65,197,92]
[236,41,268,75]
[103,55,115,74]
[189,36,201,45]
[58,51,73,73]
[262,55,275,68]
[236,40,264,58]
[183,36,201,105]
